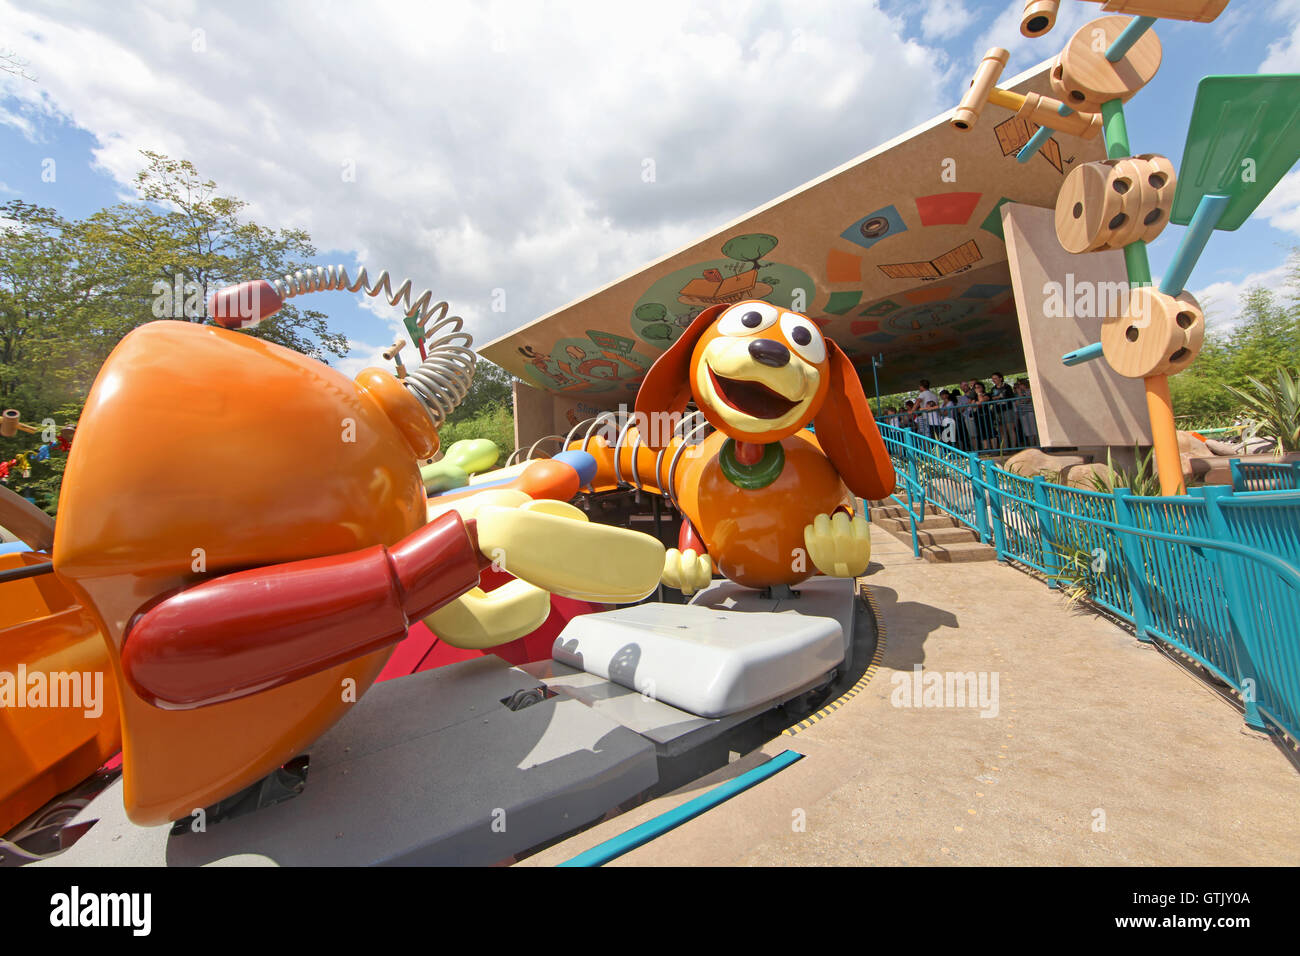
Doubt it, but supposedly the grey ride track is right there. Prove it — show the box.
[524,525,1300,866]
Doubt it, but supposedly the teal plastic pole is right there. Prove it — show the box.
[1160,194,1231,296]
[558,750,804,867]
[1106,16,1156,62]
[1017,103,1074,164]
[1062,342,1105,366]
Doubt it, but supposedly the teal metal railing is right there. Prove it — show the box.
[1230,458,1300,492]
[877,422,1300,743]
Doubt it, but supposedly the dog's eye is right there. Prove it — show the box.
[781,314,826,365]
[717,302,778,336]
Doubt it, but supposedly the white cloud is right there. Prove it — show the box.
[1261,0,1300,71]
[0,0,953,355]
[919,0,975,41]
[969,1,1093,77]
[1191,260,1293,331]
[1255,169,1300,235]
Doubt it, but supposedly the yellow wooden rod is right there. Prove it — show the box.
[1144,374,1185,496]
[987,88,1026,112]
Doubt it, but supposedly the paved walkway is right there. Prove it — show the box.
[523,526,1300,866]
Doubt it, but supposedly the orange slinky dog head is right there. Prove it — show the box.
[635,299,894,500]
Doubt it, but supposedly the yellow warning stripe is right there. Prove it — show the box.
[781,585,886,737]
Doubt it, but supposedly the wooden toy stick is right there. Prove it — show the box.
[383,337,408,378]
[1,410,37,438]
[1015,92,1103,138]
[1018,104,1074,162]
[952,48,1009,129]
[1021,1,1060,37]
[1086,0,1228,22]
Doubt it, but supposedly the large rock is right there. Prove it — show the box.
[1004,447,1090,479]
[1062,462,1115,490]
[1204,438,1239,456]
[1178,430,1214,458]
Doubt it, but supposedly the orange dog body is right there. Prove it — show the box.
[571,300,895,590]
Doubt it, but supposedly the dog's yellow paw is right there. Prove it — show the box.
[662,547,713,596]
[803,511,871,578]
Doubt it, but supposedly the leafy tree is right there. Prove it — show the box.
[1171,259,1300,427]
[443,358,514,426]
[80,151,348,362]
[436,404,515,469]
[0,153,353,512]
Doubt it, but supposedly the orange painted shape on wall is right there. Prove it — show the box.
[825,249,863,283]
[904,285,954,305]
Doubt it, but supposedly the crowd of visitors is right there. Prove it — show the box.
[877,375,1039,452]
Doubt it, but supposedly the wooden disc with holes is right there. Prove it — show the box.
[1054,159,1142,253]
[1101,286,1204,378]
[1049,16,1162,115]
[1097,157,1158,248]
[1131,153,1176,243]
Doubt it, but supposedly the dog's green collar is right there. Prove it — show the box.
[719,439,785,489]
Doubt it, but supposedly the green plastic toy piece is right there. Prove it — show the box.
[420,438,501,491]
[1171,75,1300,231]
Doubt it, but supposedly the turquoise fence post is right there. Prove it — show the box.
[982,458,1007,562]
[969,451,989,544]
[1200,485,1267,730]
[1112,488,1152,643]
[1031,476,1059,589]
[903,430,922,558]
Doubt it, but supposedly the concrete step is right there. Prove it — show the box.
[921,540,998,563]
[868,504,943,521]
[875,514,962,533]
[915,526,980,546]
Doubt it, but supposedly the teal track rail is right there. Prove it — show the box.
[877,422,1300,743]
[558,750,804,867]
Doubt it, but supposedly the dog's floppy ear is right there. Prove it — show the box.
[635,304,728,445]
[813,339,896,500]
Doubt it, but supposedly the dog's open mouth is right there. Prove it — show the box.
[708,367,800,420]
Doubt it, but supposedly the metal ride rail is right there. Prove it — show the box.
[876,422,1300,746]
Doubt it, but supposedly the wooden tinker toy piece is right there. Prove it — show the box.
[951,47,1102,140]
[970,1,1300,497]
[1,409,35,438]
[1020,0,1227,36]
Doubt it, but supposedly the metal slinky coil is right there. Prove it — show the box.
[271,265,476,428]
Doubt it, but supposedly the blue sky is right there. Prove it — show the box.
[3,0,1298,379]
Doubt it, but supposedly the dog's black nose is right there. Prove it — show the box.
[748,338,790,368]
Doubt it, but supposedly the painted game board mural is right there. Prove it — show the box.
[482,60,1106,399]
[516,329,656,394]
[630,233,815,348]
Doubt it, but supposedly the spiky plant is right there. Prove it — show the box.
[1224,368,1300,454]
[1087,445,1162,497]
